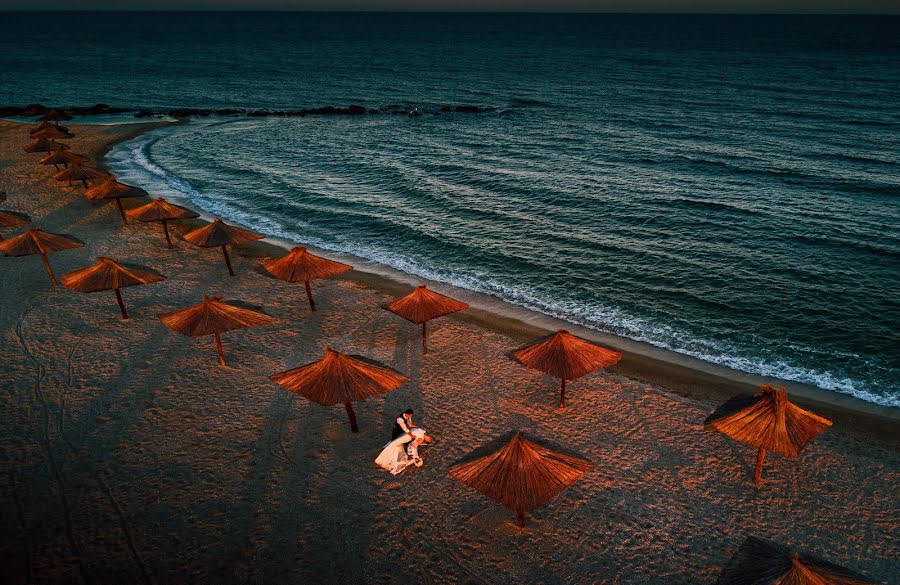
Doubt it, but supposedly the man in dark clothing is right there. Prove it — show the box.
[391,409,416,459]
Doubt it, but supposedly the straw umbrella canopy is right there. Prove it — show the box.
[705,385,832,483]
[182,219,263,276]
[84,177,148,225]
[0,210,31,241]
[31,126,73,140]
[23,138,69,154]
[40,109,73,125]
[0,228,84,285]
[159,296,275,366]
[40,149,89,170]
[448,431,593,527]
[270,348,407,433]
[126,197,199,248]
[716,537,877,585]
[61,257,166,319]
[511,329,622,408]
[53,164,106,189]
[262,246,352,311]
[384,285,468,353]
[30,120,70,136]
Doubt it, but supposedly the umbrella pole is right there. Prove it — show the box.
[214,332,227,366]
[422,322,428,353]
[114,288,128,319]
[559,378,566,408]
[754,448,766,483]
[39,253,58,286]
[115,198,128,225]
[222,245,235,276]
[162,220,173,248]
[304,280,315,311]
[516,511,525,527]
[344,402,360,433]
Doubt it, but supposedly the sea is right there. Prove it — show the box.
[1,12,898,406]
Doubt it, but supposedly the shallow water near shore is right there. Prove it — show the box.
[3,12,899,405]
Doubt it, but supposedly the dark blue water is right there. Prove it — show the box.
[2,13,899,405]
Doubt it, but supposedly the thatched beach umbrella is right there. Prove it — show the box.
[705,385,832,483]
[182,219,263,276]
[270,348,407,433]
[512,329,621,408]
[716,536,877,584]
[61,257,166,319]
[30,120,69,136]
[262,246,352,311]
[0,228,84,285]
[449,431,593,527]
[23,138,69,154]
[384,285,468,353]
[31,126,73,140]
[159,296,275,366]
[40,109,73,125]
[84,177,148,224]
[40,149,89,170]
[53,164,106,189]
[126,198,199,248]
[0,211,31,240]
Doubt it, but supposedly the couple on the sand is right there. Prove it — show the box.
[374,409,434,475]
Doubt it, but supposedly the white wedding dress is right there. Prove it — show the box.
[375,428,427,475]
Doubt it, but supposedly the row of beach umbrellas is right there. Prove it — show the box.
[2,115,860,580]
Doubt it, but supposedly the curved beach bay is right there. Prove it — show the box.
[0,120,897,583]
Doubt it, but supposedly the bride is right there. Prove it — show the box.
[375,427,433,475]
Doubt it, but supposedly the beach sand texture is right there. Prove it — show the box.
[0,121,897,584]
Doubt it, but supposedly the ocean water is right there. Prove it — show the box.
[2,13,899,406]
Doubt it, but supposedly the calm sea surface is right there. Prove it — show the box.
[2,13,898,405]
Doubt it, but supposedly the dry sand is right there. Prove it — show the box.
[0,120,897,584]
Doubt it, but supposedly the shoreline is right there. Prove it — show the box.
[2,118,898,584]
[92,119,899,443]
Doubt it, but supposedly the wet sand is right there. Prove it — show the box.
[1,120,897,584]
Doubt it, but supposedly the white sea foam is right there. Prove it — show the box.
[107,127,900,409]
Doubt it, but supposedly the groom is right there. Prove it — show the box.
[391,409,417,459]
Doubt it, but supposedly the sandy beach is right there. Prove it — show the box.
[1,120,897,584]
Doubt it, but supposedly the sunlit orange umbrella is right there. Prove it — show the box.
[706,385,832,483]
[159,296,275,366]
[0,228,84,285]
[262,246,352,311]
[53,164,106,189]
[62,257,166,319]
[23,138,69,154]
[511,329,621,408]
[717,537,877,584]
[384,285,468,353]
[182,219,263,276]
[449,431,593,527]
[84,177,148,224]
[30,120,69,136]
[0,210,31,240]
[126,197,199,248]
[40,109,73,125]
[31,126,73,140]
[270,348,407,433]
[40,149,89,170]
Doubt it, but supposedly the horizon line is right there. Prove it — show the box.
[2,9,900,15]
